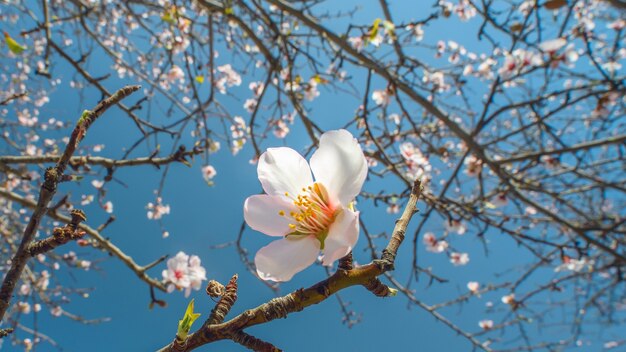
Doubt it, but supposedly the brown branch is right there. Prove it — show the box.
[159,180,423,351]
[0,187,166,291]
[0,147,205,168]
[231,331,281,352]
[27,209,87,256]
[0,85,141,323]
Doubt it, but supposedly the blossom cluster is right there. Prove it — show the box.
[162,251,207,297]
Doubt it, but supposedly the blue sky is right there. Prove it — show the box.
[3,1,624,351]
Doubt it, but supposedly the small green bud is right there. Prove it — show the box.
[177,299,201,340]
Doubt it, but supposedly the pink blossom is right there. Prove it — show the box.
[541,155,559,169]
[400,142,431,181]
[244,129,367,281]
[479,319,494,330]
[405,24,424,42]
[538,38,566,53]
[243,98,257,113]
[607,19,626,31]
[50,306,63,317]
[386,203,400,214]
[166,65,185,83]
[103,201,113,214]
[491,193,508,207]
[555,256,594,273]
[273,120,290,139]
[80,194,94,206]
[215,64,242,93]
[372,89,390,106]
[423,232,448,253]
[467,281,480,293]
[450,252,469,266]
[464,154,483,176]
[17,301,31,314]
[91,179,104,189]
[455,0,477,21]
[304,79,320,101]
[445,219,467,235]
[147,197,170,220]
[162,251,207,297]
[249,81,265,96]
[501,293,515,305]
[202,165,217,183]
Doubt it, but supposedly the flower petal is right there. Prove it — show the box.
[310,130,367,206]
[321,208,359,266]
[244,195,298,237]
[255,236,319,282]
[258,147,313,197]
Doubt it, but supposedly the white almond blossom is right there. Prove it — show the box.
[162,251,207,297]
[244,129,367,281]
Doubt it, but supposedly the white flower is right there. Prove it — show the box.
[405,24,424,42]
[348,36,364,52]
[400,142,431,181]
[372,89,390,106]
[386,204,400,214]
[17,301,31,314]
[147,197,170,220]
[202,165,217,183]
[163,252,191,291]
[244,129,368,281]
[103,201,113,214]
[423,232,448,253]
[501,293,515,305]
[186,255,207,297]
[166,65,185,83]
[243,98,257,113]
[538,38,566,53]
[464,154,483,176]
[304,79,320,101]
[467,281,480,293]
[80,194,94,206]
[450,252,469,266]
[162,251,207,297]
[51,306,63,317]
[555,256,594,273]
[491,193,508,207]
[215,64,242,93]
[36,271,50,291]
[19,284,31,296]
[479,319,494,330]
[273,120,290,139]
[445,219,467,235]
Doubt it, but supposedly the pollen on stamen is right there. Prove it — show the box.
[288,224,296,229]
[278,210,285,216]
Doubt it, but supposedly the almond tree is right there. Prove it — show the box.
[0,0,624,351]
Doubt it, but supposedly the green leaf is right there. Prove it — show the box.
[368,18,381,41]
[4,32,26,54]
[177,299,201,340]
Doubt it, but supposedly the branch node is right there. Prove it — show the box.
[207,274,238,325]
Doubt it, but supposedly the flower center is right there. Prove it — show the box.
[174,269,185,280]
[280,183,336,247]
